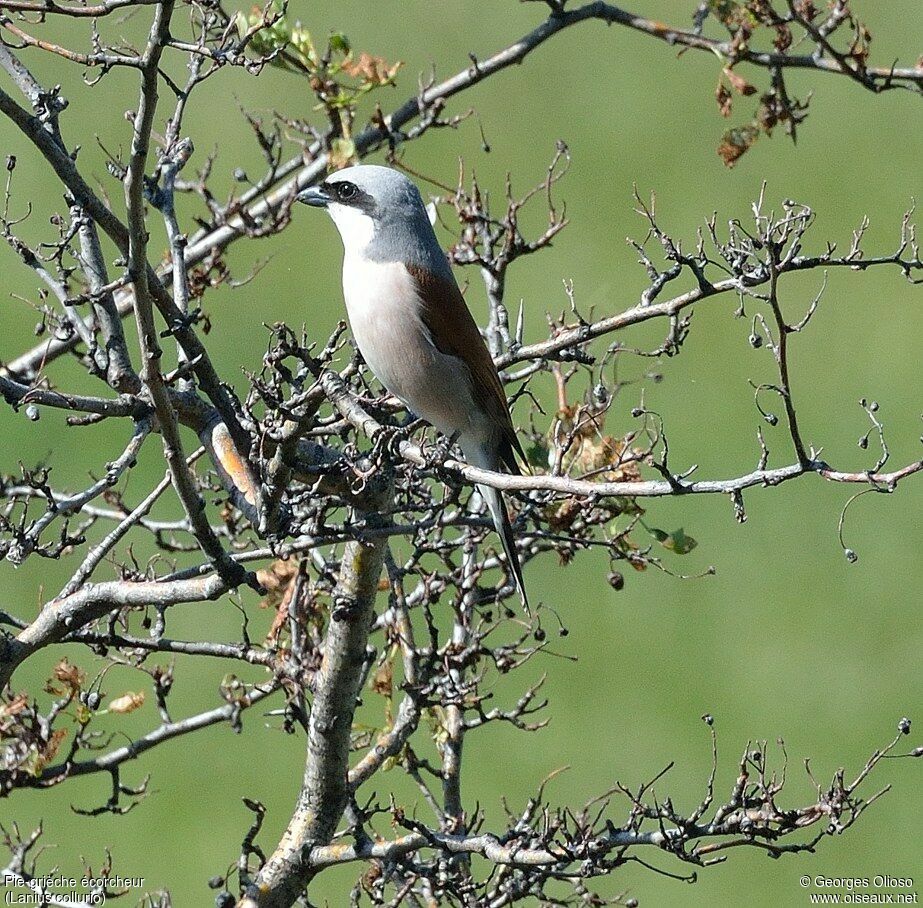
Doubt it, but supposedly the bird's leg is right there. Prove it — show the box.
[369,415,425,465]
[425,430,461,468]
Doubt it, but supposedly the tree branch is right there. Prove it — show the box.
[242,480,391,907]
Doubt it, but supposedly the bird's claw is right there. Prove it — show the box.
[370,422,414,464]
[424,431,459,469]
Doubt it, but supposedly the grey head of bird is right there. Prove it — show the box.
[297,164,448,274]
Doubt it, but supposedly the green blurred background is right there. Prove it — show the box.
[1,2,921,905]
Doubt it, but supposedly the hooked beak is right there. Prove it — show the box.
[297,185,329,208]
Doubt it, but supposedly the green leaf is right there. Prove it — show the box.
[289,26,316,67]
[425,706,449,751]
[647,526,698,554]
[664,528,698,555]
[525,442,549,468]
[328,32,351,55]
[329,137,357,169]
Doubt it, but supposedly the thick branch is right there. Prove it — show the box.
[0,0,156,15]
[242,482,391,907]
[0,573,228,688]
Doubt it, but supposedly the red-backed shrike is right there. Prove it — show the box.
[299,165,529,609]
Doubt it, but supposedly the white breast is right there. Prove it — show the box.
[340,255,481,440]
[341,255,425,394]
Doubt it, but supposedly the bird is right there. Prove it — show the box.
[298,164,529,611]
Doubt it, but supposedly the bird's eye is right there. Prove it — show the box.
[335,181,358,202]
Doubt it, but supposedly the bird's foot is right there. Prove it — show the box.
[424,431,460,469]
[370,419,420,464]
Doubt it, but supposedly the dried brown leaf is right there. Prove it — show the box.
[716,80,733,118]
[257,559,298,609]
[717,124,759,167]
[108,691,145,714]
[0,693,29,721]
[43,728,67,763]
[724,66,757,96]
[45,658,85,697]
[341,52,402,85]
[371,660,393,699]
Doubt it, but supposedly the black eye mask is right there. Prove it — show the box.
[325,180,377,216]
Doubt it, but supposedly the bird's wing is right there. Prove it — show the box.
[407,263,525,473]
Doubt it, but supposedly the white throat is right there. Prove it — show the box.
[327,202,375,254]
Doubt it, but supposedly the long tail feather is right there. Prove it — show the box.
[479,482,530,614]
